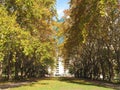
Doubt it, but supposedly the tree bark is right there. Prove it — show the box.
[0,62,2,79]
[15,61,19,79]
[7,52,13,80]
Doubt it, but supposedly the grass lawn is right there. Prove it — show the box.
[6,78,117,90]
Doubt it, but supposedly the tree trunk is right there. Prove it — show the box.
[7,52,13,80]
[15,61,19,79]
[0,62,2,79]
[115,50,120,75]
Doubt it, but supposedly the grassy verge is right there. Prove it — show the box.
[0,77,119,90]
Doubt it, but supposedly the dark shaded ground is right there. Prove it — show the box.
[0,82,31,90]
[59,77,120,90]
[0,77,120,90]
[0,78,39,90]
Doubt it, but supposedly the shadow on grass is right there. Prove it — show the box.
[0,82,30,89]
[0,78,45,89]
[58,77,120,90]
[0,77,55,89]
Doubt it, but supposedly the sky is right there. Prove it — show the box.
[56,0,70,19]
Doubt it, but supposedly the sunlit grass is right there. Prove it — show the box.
[10,78,115,90]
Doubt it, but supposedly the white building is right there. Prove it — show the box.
[50,56,72,77]
[54,57,64,76]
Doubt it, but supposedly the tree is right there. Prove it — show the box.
[62,0,120,82]
[0,0,57,80]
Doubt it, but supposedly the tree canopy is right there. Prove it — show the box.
[0,0,56,80]
[61,0,120,82]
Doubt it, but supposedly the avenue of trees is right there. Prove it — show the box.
[62,0,120,82]
[0,0,120,83]
[0,0,56,80]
